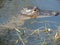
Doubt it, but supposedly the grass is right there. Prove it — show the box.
[0,20,60,45]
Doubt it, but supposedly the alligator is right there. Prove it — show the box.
[21,6,59,19]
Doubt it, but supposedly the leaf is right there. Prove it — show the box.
[16,40,19,44]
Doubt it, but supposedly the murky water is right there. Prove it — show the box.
[0,0,60,45]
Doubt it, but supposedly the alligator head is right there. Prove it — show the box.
[20,6,59,19]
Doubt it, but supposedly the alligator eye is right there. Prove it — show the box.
[34,9,37,11]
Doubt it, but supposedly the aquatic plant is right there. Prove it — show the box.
[0,20,60,45]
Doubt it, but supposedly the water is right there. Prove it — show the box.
[0,0,60,24]
[0,0,60,45]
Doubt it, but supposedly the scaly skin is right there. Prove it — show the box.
[21,6,59,19]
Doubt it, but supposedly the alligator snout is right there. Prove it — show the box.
[51,11,59,16]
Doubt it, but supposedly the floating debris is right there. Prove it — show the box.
[44,28,53,33]
[54,32,60,40]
